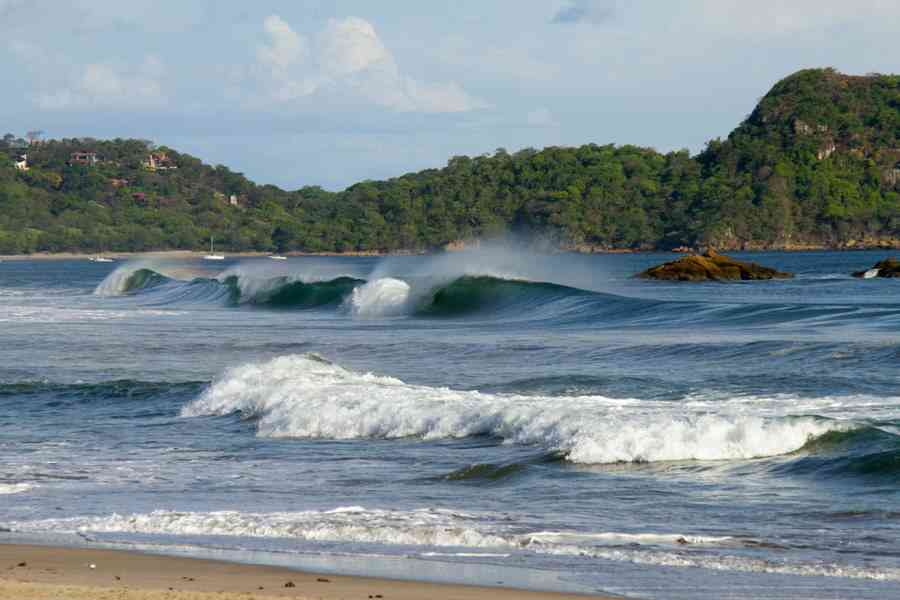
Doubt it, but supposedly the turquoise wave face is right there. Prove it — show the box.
[222,275,365,308]
[414,276,590,317]
[122,268,171,293]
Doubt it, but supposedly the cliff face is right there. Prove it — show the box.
[696,69,900,250]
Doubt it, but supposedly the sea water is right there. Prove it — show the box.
[1,249,899,599]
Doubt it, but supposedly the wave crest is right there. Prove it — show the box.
[181,354,848,463]
[347,278,411,317]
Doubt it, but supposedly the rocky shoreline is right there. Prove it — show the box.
[637,249,794,281]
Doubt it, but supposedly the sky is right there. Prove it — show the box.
[2,0,899,191]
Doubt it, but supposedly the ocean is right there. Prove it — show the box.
[1,248,899,599]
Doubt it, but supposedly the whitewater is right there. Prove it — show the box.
[2,248,900,599]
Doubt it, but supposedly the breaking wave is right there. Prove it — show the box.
[181,354,852,464]
[94,263,365,309]
[95,261,605,319]
[347,277,411,317]
[91,259,900,329]
[222,275,364,308]
[94,265,175,296]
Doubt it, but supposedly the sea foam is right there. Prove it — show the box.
[181,354,848,463]
[12,507,899,581]
[0,483,33,495]
[347,278,412,317]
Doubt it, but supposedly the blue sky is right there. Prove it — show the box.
[2,0,899,190]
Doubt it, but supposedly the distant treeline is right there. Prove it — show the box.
[1,68,899,254]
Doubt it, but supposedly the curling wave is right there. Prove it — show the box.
[417,276,590,317]
[95,263,366,309]
[345,275,599,319]
[95,266,174,296]
[223,275,364,308]
[181,354,852,464]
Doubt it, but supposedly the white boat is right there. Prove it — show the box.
[268,255,288,260]
[203,236,225,261]
[89,256,115,263]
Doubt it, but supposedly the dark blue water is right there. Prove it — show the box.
[2,248,899,599]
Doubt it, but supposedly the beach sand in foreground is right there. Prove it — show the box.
[0,544,616,600]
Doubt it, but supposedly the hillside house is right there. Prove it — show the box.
[13,153,28,171]
[885,162,900,187]
[69,151,98,166]
[144,151,177,171]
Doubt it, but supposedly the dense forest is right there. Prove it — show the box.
[1,68,899,254]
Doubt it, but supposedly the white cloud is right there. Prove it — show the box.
[258,15,306,71]
[255,15,316,102]
[318,17,391,77]
[37,56,166,110]
[253,15,483,114]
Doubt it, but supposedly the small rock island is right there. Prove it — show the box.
[637,249,793,282]
[852,258,900,278]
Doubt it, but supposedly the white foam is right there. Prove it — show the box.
[0,307,181,323]
[12,507,899,581]
[12,508,510,549]
[347,278,411,317]
[182,354,849,464]
[0,483,34,495]
[531,542,900,581]
[526,531,733,546]
[864,268,880,279]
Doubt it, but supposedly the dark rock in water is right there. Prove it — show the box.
[852,257,900,278]
[637,249,793,281]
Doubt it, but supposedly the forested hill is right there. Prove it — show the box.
[2,67,899,255]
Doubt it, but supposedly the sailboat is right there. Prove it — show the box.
[89,246,115,262]
[203,236,225,261]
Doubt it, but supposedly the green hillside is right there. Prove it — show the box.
[2,68,899,254]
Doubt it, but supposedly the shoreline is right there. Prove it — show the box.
[0,543,616,600]
[1,246,898,261]
[0,250,397,261]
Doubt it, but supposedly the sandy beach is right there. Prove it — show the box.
[0,544,614,600]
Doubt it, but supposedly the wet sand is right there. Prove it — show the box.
[0,544,616,600]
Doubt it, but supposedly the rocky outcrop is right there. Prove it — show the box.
[852,257,900,278]
[637,249,793,282]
